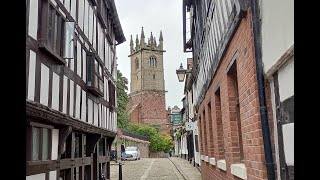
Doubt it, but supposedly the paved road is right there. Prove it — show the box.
[110,158,185,180]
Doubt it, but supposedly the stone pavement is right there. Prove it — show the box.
[168,157,202,180]
[110,158,201,180]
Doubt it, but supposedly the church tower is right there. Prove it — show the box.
[127,27,169,134]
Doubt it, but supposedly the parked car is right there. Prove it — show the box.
[125,146,140,160]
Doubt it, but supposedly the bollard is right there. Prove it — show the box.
[119,160,122,180]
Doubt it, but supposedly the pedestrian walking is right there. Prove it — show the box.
[121,143,126,160]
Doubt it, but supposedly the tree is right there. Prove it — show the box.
[126,123,174,153]
[117,70,130,128]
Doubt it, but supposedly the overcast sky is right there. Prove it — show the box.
[115,0,191,109]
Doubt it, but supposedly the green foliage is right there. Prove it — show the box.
[117,70,130,129]
[125,123,174,153]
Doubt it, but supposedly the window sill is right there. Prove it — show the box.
[87,86,104,97]
[39,43,66,65]
[231,163,247,180]
[217,159,227,171]
[204,156,209,162]
[209,157,216,166]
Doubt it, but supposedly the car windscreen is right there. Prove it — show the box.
[126,147,137,151]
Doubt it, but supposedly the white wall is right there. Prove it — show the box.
[88,99,93,124]
[51,129,59,160]
[94,103,99,126]
[278,58,294,102]
[69,80,74,116]
[49,171,57,180]
[28,0,38,39]
[40,64,49,106]
[26,173,45,180]
[81,90,87,122]
[282,123,294,166]
[261,0,294,72]
[28,50,36,101]
[63,76,68,114]
[75,85,81,119]
[51,72,60,111]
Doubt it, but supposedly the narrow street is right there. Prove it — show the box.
[110,158,201,180]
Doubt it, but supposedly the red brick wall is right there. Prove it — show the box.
[128,92,170,134]
[197,9,275,180]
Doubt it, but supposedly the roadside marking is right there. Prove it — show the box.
[140,159,155,180]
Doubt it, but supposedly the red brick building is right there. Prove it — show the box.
[127,28,170,134]
[181,0,276,179]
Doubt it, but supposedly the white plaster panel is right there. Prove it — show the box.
[69,80,74,116]
[106,108,109,130]
[94,103,99,126]
[51,72,60,111]
[104,77,107,100]
[98,104,102,127]
[40,64,49,106]
[278,58,294,102]
[261,0,294,71]
[77,41,82,77]
[28,50,36,101]
[75,85,81,119]
[62,76,68,114]
[81,90,87,122]
[82,49,86,82]
[51,129,59,160]
[26,173,45,180]
[64,0,70,12]
[70,0,76,19]
[102,105,105,128]
[88,99,93,124]
[282,123,294,166]
[28,0,38,39]
[49,171,57,180]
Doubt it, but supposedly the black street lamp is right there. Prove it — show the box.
[176,63,191,82]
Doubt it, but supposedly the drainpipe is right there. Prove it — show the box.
[250,0,276,180]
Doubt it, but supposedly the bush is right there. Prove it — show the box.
[125,123,173,153]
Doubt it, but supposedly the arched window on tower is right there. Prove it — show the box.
[149,56,157,67]
[135,58,139,69]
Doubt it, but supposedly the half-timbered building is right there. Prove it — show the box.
[26,0,125,179]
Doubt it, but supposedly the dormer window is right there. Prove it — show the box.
[87,53,104,97]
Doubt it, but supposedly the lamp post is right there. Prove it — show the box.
[176,63,191,82]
